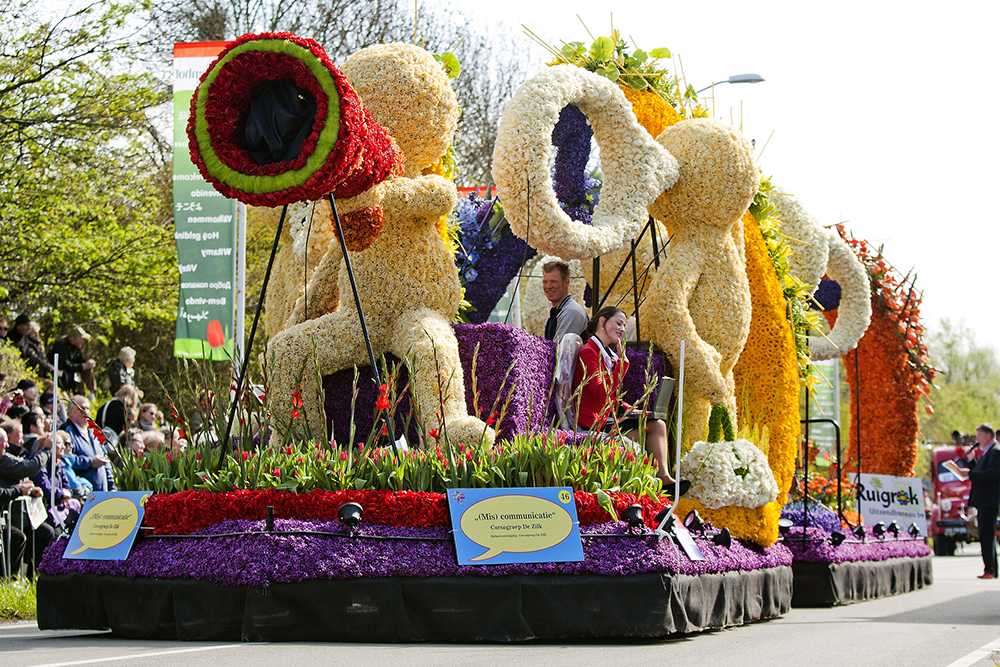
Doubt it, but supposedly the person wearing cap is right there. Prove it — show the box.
[50,326,97,396]
[107,346,137,395]
[61,395,114,492]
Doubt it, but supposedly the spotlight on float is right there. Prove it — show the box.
[778,518,794,535]
[712,527,732,548]
[684,509,705,535]
[338,502,364,530]
[829,530,846,547]
[621,504,645,531]
[887,521,900,538]
[852,524,866,540]
[873,522,886,540]
[908,522,921,538]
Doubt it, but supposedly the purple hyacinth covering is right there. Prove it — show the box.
[814,278,842,311]
[453,194,534,322]
[780,501,841,534]
[40,519,792,586]
[454,323,555,435]
[783,526,931,564]
[621,344,670,407]
[323,327,674,441]
[552,105,592,206]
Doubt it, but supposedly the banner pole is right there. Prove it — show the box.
[234,202,247,363]
[50,354,60,509]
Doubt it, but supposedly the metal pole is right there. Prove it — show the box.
[219,204,288,465]
[234,202,247,364]
[591,257,600,319]
[327,194,400,462]
[800,392,810,544]
[673,340,685,508]
[854,351,862,514]
[801,418,846,526]
[630,240,641,341]
[50,354,60,509]
[649,216,661,269]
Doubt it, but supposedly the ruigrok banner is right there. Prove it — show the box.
[172,42,237,360]
[856,473,928,536]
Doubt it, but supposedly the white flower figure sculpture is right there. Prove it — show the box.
[492,65,679,260]
[266,43,493,445]
[770,191,872,360]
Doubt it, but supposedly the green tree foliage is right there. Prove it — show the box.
[920,319,1000,442]
[0,1,175,338]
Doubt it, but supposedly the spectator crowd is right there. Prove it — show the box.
[0,313,184,578]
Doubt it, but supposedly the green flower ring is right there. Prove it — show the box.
[187,32,399,207]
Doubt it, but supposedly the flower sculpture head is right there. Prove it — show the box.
[187,32,402,207]
[492,65,678,260]
[343,43,459,176]
[649,119,758,231]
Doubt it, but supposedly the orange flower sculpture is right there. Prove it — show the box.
[825,229,934,477]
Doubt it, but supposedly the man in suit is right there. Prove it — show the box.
[968,424,1000,579]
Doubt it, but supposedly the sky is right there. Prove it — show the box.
[433,0,1000,349]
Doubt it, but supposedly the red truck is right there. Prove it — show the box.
[929,444,975,556]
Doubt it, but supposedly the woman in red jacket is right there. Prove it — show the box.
[572,306,674,485]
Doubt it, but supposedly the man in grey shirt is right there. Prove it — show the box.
[542,259,588,343]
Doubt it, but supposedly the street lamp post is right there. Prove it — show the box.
[696,73,765,94]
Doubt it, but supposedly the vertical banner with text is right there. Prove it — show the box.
[172,42,237,360]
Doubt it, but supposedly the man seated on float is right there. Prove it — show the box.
[542,259,587,344]
[571,306,674,486]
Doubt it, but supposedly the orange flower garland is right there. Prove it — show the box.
[734,211,800,506]
[825,230,934,477]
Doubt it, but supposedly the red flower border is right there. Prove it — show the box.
[143,489,672,535]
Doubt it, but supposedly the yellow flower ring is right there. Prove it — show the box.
[188,32,401,207]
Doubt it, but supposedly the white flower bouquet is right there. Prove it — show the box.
[681,406,778,510]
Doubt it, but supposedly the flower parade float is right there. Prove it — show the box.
[36,33,795,642]
[773,196,932,606]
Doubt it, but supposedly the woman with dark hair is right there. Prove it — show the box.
[572,306,674,485]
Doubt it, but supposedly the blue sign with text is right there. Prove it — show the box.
[63,491,151,561]
[447,487,584,566]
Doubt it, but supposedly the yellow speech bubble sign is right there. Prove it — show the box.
[69,497,139,556]
[459,494,573,561]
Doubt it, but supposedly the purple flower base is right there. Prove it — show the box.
[40,519,792,588]
[455,323,555,435]
[552,105,592,207]
[783,526,931,564]
[780,501,841,534]
[322,324,675,442]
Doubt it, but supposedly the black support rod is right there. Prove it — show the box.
[327,193,400,462]
[220,204,288,466]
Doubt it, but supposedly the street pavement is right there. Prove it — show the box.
[2,547,999,667]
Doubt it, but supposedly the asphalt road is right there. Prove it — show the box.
[3,547,999,667]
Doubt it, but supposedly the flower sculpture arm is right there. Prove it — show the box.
[492,65,679,259]
[654,261,727,404]
[379,175,456,222]
[810,233,872,360]
[771,190,871,360]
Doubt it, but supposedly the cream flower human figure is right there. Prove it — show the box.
[267,43,493,445]
[770,190,871,360]
[644,119,759,447]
